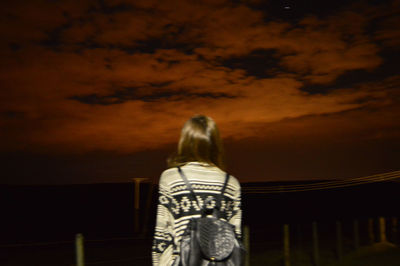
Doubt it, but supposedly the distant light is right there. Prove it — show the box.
[284,6,291,9]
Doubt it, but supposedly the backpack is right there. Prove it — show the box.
[174,167,245,266]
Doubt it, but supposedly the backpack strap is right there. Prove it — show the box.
[177,167,200,208]
[177,167,230,212]
[216,173,230,210]
[221,173,230,195]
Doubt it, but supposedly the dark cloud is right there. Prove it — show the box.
[69,87,236,105]
[221,49,280,79]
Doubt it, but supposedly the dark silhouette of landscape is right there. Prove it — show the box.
[1,178,399,265]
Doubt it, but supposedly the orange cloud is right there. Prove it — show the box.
[0,0,398,157]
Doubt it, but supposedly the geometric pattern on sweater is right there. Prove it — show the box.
[161,192,238,220]
[152,162,242,266]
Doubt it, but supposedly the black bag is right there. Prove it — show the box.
[175,167,245,266]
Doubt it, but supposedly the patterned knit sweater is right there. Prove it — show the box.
[152,162,242,266]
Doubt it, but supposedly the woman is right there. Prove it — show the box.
[152,115,242,265]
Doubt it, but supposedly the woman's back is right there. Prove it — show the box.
[152,115,242,266]
[153,162,242,265]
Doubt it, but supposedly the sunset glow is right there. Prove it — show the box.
[1,0,399,184]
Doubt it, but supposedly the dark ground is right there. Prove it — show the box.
[1,180,399,265]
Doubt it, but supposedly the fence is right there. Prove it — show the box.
[276,216,399,266]
[241,170,400,265]
[2,171,399,265]
[68,215,399,265]
[2,216,397,265]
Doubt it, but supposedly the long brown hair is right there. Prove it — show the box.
[167,115,225,169]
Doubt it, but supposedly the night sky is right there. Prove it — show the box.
[1,0,399,185]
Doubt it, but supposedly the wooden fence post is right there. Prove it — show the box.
[75,233,85,266]
[312,222,319,266]
[336,221,343,261]
[353,219,360,250]
[283,224,290,266]
[368,218,375,245]
[244,225,250,266]
[379,217,387,242]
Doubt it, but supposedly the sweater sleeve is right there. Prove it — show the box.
[152,176,176,266]
[228,182,242,240]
